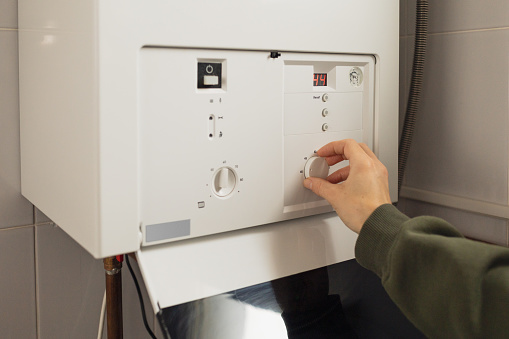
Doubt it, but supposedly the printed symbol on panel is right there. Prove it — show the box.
[349,67,363,87]
[205,65,214,74]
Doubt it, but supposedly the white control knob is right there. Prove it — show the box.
[304,156,329,179]
[212,167,236,197]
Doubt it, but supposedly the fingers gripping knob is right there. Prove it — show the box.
[304,156,329,179]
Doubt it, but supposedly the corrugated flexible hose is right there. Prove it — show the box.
[398,0,428,196]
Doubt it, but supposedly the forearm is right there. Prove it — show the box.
[355,204,509,338]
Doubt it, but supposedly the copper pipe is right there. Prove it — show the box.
[103,257,123,339]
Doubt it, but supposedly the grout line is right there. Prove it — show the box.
[34,221,55,227]
[400,25,509,38]
[0,222,55,232]
[32,206,39,338]
[400,186,509,219]
[34,225,41,339]
[0,224,37,231]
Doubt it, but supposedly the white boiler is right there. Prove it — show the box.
[19,0,399,309]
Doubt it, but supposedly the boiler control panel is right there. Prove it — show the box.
[139,48,374,246]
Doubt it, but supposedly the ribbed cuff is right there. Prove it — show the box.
[355,204,410,277]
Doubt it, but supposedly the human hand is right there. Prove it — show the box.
[303,139,391,234]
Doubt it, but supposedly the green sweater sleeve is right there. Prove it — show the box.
[355,204,509,339]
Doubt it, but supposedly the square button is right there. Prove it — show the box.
[203,75,219,86]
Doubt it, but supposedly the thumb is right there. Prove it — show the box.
[303,177,338,202]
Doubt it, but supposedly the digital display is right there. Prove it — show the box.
[313,73,327,86]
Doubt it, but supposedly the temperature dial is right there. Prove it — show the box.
[212,167,237,197]
[304,156,329,179]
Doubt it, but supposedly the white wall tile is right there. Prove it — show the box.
[0,0,17,29]
[0,226,37,339]
[36,224,105,339]
[406,0,509,36]
[404,29,509,205]
[398,198,509,246]
[0,30,34,228]
[405,0,417,36]
[36,224,156,338]
[35,207,52,224]
[426,0,509,34]
[400,0,407,36]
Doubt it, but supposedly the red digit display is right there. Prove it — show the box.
[313,73,327,86]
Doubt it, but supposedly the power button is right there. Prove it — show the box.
[198,62,222,89]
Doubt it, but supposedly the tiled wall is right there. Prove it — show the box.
[2,0,508,338]
[399,0,509,246]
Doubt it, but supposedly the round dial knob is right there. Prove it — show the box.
[212,167,237,197]
[304,156,329,179]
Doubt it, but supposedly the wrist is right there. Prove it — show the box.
[354,204,409,276]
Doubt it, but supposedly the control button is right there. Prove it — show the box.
[322,93,329,102]
[304,156,329,179]
[198,62,222,89]
[322,123,329,131]
[322,108,329,117]
[203,75,219,86]
[198,201,205,208]
[212,167,236,197]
